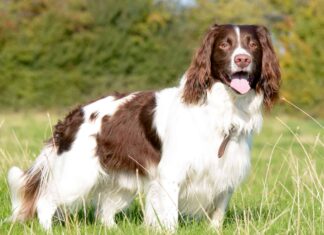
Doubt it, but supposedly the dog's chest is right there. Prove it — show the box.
[178,136,251,215]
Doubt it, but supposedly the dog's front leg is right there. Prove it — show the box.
[145,173,181,232]
[209,189,233,229]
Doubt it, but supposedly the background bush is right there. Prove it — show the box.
[0,0,322,116]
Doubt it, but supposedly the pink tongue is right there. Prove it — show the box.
[230,79,251,94]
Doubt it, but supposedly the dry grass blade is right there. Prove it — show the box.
[281,97,324,129]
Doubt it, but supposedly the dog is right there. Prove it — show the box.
[7,24,280,231]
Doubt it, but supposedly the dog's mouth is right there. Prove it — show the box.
[228,71,252,95]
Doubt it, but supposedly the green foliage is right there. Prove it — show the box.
[274,0,324,116]
[0,0,322,116]
[0,0,191,109]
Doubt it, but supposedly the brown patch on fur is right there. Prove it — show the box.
[256,26,281,110]
[102,114,110,123]
[96,92,161,175]
[89,112,99,121]
[18,169,42,220]
[49,92,129,153]
[53,107,84,154]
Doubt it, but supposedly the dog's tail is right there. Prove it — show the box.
[7,144,55,221]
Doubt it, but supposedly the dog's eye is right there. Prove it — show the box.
[219,42,230,50]
[249,41,257,49]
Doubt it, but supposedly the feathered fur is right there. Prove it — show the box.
[7,24,280,231]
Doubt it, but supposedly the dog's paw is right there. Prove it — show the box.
[210,219,223,230]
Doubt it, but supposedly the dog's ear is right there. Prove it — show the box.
[182,24,219,105]
[256,26,281,110]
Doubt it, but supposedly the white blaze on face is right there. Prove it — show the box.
[231,26,252,73]
[229,26,252,95]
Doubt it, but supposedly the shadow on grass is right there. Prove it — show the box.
[54,202,144,227]
[54,201,273,230]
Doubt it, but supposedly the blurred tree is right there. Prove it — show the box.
[273,0,324,116]
[0,0,191,109]
[0,0,322,116]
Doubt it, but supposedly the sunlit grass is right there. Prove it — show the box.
[0,110,323,234]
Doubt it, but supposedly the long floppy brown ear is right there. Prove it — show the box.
[256,26,281,110]
[182,24,219,105]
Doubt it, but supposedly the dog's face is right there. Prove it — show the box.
[183,24,281,109]
[211,25,263,94]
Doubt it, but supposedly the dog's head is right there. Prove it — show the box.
[183,24,281,109]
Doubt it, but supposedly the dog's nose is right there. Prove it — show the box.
[234,54,251,68]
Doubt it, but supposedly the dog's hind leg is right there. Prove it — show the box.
[7,139,102,230]
[7,145,56,224]
[36,195,57,230]
[40,147,102,228]
[97,189,135,227]
[7,166,25,221]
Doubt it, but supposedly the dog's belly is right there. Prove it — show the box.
[178,138,251,216]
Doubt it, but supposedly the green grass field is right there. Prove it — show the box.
[0,112,323,234]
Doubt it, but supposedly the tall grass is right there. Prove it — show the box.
[0,108,323,234]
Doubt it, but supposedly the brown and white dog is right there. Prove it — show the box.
[7,24,280,231]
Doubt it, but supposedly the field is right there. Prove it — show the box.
[0,111,323,234]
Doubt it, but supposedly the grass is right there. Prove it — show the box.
[0,110,323,234]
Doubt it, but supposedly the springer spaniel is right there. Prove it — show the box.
[7,24,280,231]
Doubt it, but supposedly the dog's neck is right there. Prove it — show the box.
[178,75,263,136]
[207,82,263,135]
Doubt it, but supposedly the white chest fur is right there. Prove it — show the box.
[154,82,263,216]
[178,133,251,215]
